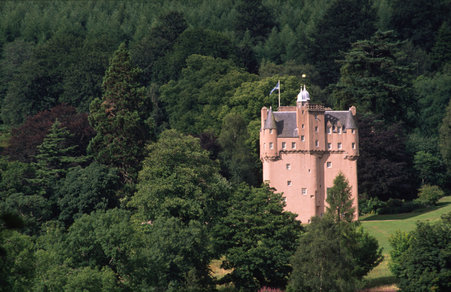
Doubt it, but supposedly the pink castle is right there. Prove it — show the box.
[260,86,359,223]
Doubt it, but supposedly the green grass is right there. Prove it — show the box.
[360,196,451,287]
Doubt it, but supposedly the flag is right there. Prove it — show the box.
[269,81,280,95]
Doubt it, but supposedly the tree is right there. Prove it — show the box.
[3,104,94,163]
[332,30,415,125]
[159,54,257,135]
[326,172,355,223]
[413,151,447,186]
[306,0,377,87]
[129,129,230,225]
[218,113,258,186]
[389,213,451,291]
[357,114,417,201]
[431,21,451,70]
[213,184,302,290]
[416,185,445,206]
[287,216,382,292]
[389,0,450,51]
[234,0,276,43]
[440,98,451,176]
[56,162,120,226]
[88,42,150,183]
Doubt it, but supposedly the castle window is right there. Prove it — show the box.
[315,126,318,132]
[282,142,286,149]
[287,180,292,186]
[342,125,345,132]
[352,142,356,149]
[302,188,307,195]
[292,142,296,149]
[327,127,331,134]
[269,142,273,149]
[327,161,332,168]
[337,142,342,149]
[302,124,305,129]
[315,140,319,147]
[301,135,305,141]
[328,143,332,150]
[338,127,342,134]
[352,129,355,134]
[314,114,318,120]
[270,129,273,134]
[332,125,336,132]
[286,163,291,170]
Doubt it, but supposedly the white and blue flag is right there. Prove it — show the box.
[269,81,280,95]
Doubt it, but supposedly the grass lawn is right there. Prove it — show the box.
[360,196,451,288]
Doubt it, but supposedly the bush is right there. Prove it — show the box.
[378,199,423,215]
[359,195,385,215]
[416,184,445,206]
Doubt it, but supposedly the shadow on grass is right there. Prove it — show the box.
[361,201,451,221]
[363,275,398,289]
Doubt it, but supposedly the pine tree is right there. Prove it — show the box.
[326,172,355,223]
[88,43,149,183]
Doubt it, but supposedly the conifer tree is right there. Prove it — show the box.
[326,172,355,223]
[88,43,149,183]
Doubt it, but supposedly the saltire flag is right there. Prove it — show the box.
[269,81,280,95]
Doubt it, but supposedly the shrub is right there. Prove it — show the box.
[416,184,445,206]
[359,195,385,215]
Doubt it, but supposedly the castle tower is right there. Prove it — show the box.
[260,86,359,223]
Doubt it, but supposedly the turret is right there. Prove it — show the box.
[260,107,278,159]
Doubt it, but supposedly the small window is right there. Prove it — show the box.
[287,180,292,186]
[286,163,291,170]
[332,125,336,132]
[270,129,273,134]
[352,142,356,149]
[315,140,319,147]
[327,127,331,134]
[302,110,304,114]
[269,142,274,149]
[292,142,296,149]
[282,142,286,149]
[327,143,332,150]
[302,188,307,195]
[327,161,332,168]
[314,114,318,120]
[337,142,342,149]
[301,124,305,129]
[301,135,305,142]
[352,129,355,134]
[338,127,342,134]
[264,143,266,150]
[315,126,318,132]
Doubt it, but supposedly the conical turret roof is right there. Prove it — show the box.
[264,107,277,129]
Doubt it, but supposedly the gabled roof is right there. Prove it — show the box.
[325,111,357,129]
[273,111,298,138]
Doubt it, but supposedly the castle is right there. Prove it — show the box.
[260,86,359,223]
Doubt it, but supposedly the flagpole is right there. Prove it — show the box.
[278,80,280,108]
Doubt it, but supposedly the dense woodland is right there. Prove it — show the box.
[0,0,450,291]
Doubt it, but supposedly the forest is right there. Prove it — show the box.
[0,0,450,291]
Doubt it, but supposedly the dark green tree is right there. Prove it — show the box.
[218,112,258,186]
[389,0,450,51]
[332,30,415,125]
[389,213,451,292]
[307,0,377,87]
[213,184,302,290]
[56,162,120,226]
[431,21,451,70]
[326,172,355,223]
[234,0,276,43]
[413,151,447,186]
[88,42,149,183]
[440,98,451,177]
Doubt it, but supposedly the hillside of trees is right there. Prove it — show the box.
[1,0,450,291]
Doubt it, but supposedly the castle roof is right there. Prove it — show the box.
[264,107,277,129]
[325,111,357,129]
[273,111,298,138]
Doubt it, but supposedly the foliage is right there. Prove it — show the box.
[389,0,450,51]
[213,184,302,290]
[56,162,120,226]
[332,30,415,125]
[440,98,451,175]
[234,0,276,43]
[389,213,451,291]
[218,112,258,186]
[130,129,230,225]
[88,42,150,183]
[416,185,445,207]
[431,21,451,70]
[413,151,447,186]
[306,0,377,87]
[3,104,94,163]
[287,216,382,292]
[326,172,355,222]
[357,114,417,201]
[160,54,257,135]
